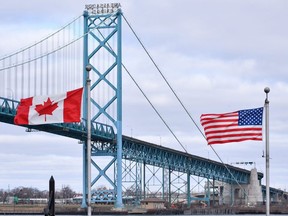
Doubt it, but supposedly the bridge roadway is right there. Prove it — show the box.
[0,96,263,184]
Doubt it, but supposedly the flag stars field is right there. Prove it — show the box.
[238,107,263,126]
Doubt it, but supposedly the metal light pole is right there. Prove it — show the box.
[86,65,92,216]
[264,87,270,216]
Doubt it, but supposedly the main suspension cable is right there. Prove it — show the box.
[122,64,188,153]
[95,27,188,153]
[123,14,249,197]
[122,14,206,139]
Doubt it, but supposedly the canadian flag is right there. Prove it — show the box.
[14,88,83,125]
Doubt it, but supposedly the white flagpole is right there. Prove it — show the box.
[264,87,270,216]
[86,65,92,216]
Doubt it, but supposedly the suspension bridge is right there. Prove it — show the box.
[0,4,283,210]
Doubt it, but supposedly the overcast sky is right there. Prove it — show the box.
[0,0,288,193]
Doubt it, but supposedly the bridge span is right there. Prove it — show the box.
[0,96,263,185]
[2,91,286,207]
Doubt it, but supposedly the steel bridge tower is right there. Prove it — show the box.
[81,4,123,209]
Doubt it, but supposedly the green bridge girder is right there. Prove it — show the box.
[0,96,263,185]
[121,136,263,184]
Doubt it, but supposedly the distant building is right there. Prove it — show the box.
[140,198,166,210]
[6,197,48,204]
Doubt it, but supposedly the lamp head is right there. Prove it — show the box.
[86,65,92,72]
[264,87,270,94]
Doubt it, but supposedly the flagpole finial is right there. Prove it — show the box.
[264,87,270,94]
[264,87,270,104]
[86,65,92,72]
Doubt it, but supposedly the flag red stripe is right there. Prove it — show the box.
[208,137,262,145]
[207,132,262,139]
[201,119,238,125]
[204,127,262,135]
[14,97,33,125]
[202,123,239,130]
[200,112,238,118]
[63,88,83,123]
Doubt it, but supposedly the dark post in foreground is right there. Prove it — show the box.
[44,176,55,216]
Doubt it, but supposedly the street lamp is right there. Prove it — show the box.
[86,64,92,216]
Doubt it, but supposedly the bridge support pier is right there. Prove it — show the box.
[187,172,191,208]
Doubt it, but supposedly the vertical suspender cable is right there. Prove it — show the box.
[67,24,70,91]
[40,41,43,95]
[54,33,58,94]
[8,57,11,98]
[62,29,65,92]
[34,45,37,96]
[46,39,49,95]
[2,59,5,97]
[103,30,106,124]
[21,51,24,98]
[14,54,18,99]
[51,34,54,94]
[72,20,76,89]
[66,25,68,91]
[65,27,67,91]
[28,49,31,96]
[57,31,60,93]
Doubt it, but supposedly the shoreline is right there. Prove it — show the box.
[1,204,288,215]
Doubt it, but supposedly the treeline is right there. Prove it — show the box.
[0,185,77,203]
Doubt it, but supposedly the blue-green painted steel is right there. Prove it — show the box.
[143,162,146,200]
[187,172,191,208]
[207,178,210,207]
[162,168,165,200]
[169,169,172,204]
[81,8,123,208]
[122,136,263,184]
[135,161,142,205]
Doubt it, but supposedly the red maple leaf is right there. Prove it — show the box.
[35,97,58,121]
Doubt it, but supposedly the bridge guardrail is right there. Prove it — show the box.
[0,97,115,141]
[0,96,19,115]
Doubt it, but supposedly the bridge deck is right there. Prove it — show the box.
[0,97,115,142]
[0,97,263,184]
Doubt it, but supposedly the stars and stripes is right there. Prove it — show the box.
[200,107,263,145]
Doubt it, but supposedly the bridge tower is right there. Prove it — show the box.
[81,4,123,209]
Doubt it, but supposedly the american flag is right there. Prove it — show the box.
[200,107,263,145]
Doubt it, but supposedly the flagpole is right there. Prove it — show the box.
[264,87,270,216]
[86,65,92,216]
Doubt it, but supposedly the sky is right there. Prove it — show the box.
[0,0,288,193]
